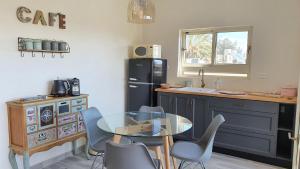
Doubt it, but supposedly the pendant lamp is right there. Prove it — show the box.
[128,0,155,24]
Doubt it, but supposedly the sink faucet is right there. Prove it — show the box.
[198,68,205,88]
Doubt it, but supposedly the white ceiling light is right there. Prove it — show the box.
[128,0,155,24]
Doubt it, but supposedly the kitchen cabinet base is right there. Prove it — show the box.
[214,146,292,169]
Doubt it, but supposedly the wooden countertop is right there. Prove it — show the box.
[156,88,297,104]
[7,94,89,106]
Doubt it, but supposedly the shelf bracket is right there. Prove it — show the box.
[52,53,55,58]
[20,51,24,57]
[32,52,35,57]
[42,52,45,58]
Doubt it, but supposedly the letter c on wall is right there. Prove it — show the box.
[16,6,32,23]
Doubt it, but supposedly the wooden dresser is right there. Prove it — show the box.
[7,94,90,169]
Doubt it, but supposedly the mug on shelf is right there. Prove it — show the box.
[58,41,68,51]
[33,39,42,50]
[22,38,33,50]
[51,41,59,51]
[42,40,51,50]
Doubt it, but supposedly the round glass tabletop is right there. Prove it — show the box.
[97,111,193,137]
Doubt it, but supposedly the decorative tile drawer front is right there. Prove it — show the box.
[57,100,71,116]
[78,121,85,132]
[72,105,87,113]
[58,114,77,126]
[28,128,57,148]
[27,125,38,134]
[72,98,87,106]
[26,106,37,125]
[58,122,77,139]
[38,103,57,130]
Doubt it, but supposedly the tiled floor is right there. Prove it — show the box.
[37,152,284,169]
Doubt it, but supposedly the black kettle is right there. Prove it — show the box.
[51,80,70,97]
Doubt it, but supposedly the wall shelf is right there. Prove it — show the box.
[18,37,70,58]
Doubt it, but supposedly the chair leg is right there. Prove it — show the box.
[178,161,184,169]
[154,146,164,169]
[200,162,206,169]
[91,153,100,169]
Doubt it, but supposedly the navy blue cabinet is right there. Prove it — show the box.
[158,92,207,140]
[157,91,295,167]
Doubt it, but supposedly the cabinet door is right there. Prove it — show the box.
[175,94,193,140]
[157,92,175,114]
[192,96,207,139]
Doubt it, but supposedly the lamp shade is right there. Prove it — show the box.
[128,0,155,24]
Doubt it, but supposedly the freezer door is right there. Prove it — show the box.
[152,59,167,84]
[127,83,154,111]
[128,59,152,83]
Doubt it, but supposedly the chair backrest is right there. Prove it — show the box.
[139,106,165,113]
[104,141,159,169]
[198,114,225,162]
[81,107,110,149]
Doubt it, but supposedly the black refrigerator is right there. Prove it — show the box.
[127,58,167,111]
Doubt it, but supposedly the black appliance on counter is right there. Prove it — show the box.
[127,58,167,111]
[51,80,70,97]
[68,78,80,96]
[51,78,80,97]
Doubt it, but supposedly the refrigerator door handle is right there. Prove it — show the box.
[129,85,138,88]
[129,78,138,81]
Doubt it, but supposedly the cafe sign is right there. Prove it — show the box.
[16,6,66,29]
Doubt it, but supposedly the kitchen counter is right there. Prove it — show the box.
[155,88,297,104]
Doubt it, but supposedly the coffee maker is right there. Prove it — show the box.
[68,78,80,96]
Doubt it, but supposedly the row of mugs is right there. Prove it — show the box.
[20,39,69,52]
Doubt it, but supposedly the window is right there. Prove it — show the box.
[178,26,252,77]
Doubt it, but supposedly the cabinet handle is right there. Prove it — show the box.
[129,85,138,88]
[129,78,137,81]
[288,132,297,141]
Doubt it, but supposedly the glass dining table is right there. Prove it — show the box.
[97,111,193,169]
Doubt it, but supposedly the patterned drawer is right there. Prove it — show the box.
[72,98,87,106]
[28,128,57,148]
[78,121,86,132]
[26,106,37,125]
[58,122,77,139]
[27,125,38,134]
[58,114,77,126]
[72,105,87,113]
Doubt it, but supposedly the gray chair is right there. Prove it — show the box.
[104,141,160,169]
[130,106,165,167]
[171,114,225,169]
[81,107,114,169]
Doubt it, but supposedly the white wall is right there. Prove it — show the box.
[143,0,300,92]
[0,0,142,168]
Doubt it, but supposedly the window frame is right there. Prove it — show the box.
[178,26,253,78]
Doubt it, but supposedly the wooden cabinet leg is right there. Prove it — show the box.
[9,149,18,169]
[72,139,79,155]
[23,151,30,169]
